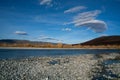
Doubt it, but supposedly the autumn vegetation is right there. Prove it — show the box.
[0,42,120,49]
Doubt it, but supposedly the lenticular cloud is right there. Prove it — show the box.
[15,31,28,35]
[75,20,107,33]
[69,10,108,33]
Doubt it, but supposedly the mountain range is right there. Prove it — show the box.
[0,35,120,48]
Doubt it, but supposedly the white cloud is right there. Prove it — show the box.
[14,31,28,35]
[100,34,108,37]
[66,10,107,33]
[65,10,101,25]
[76,20,107,33]
[62,28,72,31]
[64,6,86,13]
[40,0,52,6]
[73,10,101,22]
[38,36,63,42]
[41,38,58,41]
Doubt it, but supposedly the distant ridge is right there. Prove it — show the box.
[80,35,120,45]
[0,39,57,45]
[0,39,29,44]
[0,39,64,48]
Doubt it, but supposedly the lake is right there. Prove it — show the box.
[0,48,120,59]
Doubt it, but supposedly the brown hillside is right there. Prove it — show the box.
[81,36,120,45]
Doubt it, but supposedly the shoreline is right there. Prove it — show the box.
[0,47,119,49]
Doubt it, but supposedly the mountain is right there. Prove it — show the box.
[0,39,57,45]
[80,36,120,45]
[0,39,65,48]
[0,39,29,44]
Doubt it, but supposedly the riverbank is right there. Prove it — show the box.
[0,47,119,49]
[0,53,120,80]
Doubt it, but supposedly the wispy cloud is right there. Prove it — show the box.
[64,6,86,13]
[100,34,108,37]
[62,28,72,31]
[76,20,107,33]
[39,35,47,38]
[34,15,63,25]
[40,0,52,6]
[14,31,28,35]
[41,37,58,41]
[38,35,63,42]
[73,10,101,21]
[66,10,107,33]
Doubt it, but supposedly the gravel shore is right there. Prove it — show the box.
[0,53,120,80]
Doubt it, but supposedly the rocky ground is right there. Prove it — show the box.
[91,53,120,80]
[0,53,120,80]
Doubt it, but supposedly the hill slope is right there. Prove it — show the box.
[81,36,120,45]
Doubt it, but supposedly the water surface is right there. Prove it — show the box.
[0,49,120,59]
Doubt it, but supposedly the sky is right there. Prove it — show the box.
[0,0,120,44]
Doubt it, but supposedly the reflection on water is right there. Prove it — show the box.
[104,59,120,65]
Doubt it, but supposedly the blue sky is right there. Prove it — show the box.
[0,0,120,44]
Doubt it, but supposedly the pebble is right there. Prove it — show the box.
[0,53,120,80]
